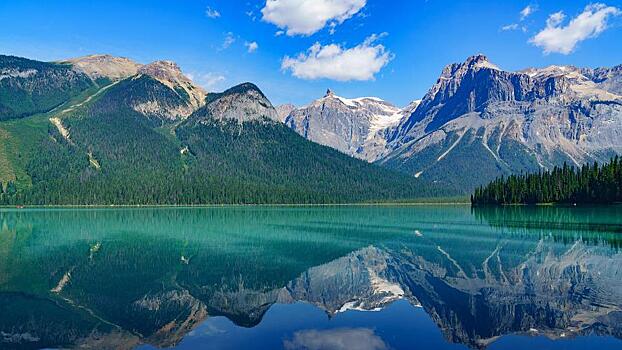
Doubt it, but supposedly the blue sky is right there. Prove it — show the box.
[1,0,621,106]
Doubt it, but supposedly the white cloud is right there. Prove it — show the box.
[520,5,537,21]
[501,23,527,32]
[530,3,620,54]
[206,6,221,18]
[189,72,226,91]
[221,32,236,50]
[245,41,259,53]
[501,23,520,31]
[261,0,366,36]
[501,5,537,32]
[246,10,257,21]
[275,30,285,36]
[283,328,388,350]
[281,33,391,81]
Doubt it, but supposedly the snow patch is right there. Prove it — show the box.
[475,60,501,71]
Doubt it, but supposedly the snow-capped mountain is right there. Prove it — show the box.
[379,54,622,191]
[278,54,622,192]
[283,89,418,161]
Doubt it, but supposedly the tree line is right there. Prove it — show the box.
[471,157,622,205]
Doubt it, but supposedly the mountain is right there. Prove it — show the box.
[64,54,142,82]
[185,82,277,124]
[64,55,206,119]
[277,55,622,193]
[283,89,418,162]
[0,54,436,205]
[283,89,418,161]
[0,55,95,120]
[378,54,622,192]
[137,60,206,114]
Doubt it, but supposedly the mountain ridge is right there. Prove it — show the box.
[282,89,418,161]
[0,54,439,204]
[275,54,621,193]
[379,54,622,191]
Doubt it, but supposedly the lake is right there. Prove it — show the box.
[1,205,621,350]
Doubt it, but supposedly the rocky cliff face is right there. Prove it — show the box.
[185,82,278,125]
[64,55,207,120]
[138,61,206,111]
[275,103,296,122]
[283,89,416,161]
[277,55,622,192]
[379,55,622,191]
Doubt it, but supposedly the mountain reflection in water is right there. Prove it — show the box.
[0,206,621,350]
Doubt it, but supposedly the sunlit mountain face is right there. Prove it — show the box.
[1,206,622,350]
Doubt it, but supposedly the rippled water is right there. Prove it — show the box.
[1,205,621,350]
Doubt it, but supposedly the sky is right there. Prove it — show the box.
[1,0,621,106]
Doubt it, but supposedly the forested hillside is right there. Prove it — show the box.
[0,55,95,120]
[0,58,441,205]
[471,157,622,205]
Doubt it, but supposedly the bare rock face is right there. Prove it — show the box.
[379,54,622,191]
[275,103,296,122]
[283,90,416,161]
[583,64,622,95]
[65,55,207,120]
[65,54,141,81]
[186,82,279,125]
[138,61,206,111]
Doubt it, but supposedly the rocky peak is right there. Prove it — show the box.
[189,82,278,124]
[66,54,141,81]
[284,90,407,161]
[138,60,206,110]
[440,54,501,80]
[138,61,182,81]
[465,54,500,70]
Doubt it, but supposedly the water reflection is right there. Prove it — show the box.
[0,206,621,349]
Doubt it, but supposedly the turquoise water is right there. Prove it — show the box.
[1,205,621,349]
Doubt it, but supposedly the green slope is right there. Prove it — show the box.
[380,127,541,194]
[0,68,439,205]
[0,55,95,121]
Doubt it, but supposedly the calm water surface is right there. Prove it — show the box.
[1,205,621,350]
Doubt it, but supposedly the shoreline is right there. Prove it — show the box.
[0,201,472,209]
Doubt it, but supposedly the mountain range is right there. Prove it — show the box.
[280,54,622,192]
[1,53,621,203]
[0,54,439,205]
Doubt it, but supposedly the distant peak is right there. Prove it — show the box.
[459,54,500,71]
[65,54,141,80]
[229,82,262,94]
[466,54,489,64]
[68,54,135,63]
[213,82,268,101]
[140,60,183,76]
